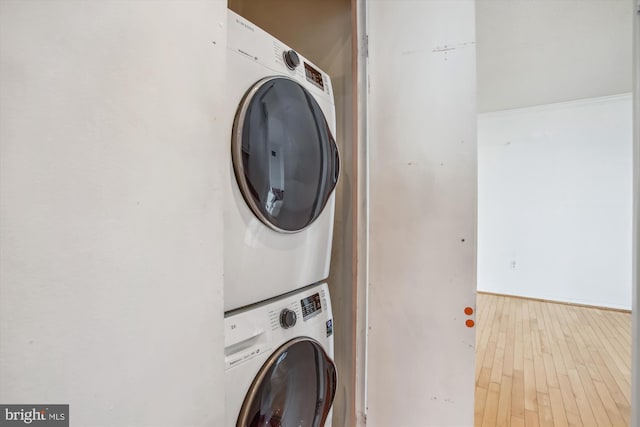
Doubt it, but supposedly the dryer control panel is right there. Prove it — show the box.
[227,9,334,103]
[304,62,324,90]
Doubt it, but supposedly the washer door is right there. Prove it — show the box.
[237,338,337,427]
[232,76,340,233]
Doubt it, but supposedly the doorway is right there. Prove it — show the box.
[474,1,634,425]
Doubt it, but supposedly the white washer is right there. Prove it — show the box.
[225,10,340,312]
[225,283,336,427]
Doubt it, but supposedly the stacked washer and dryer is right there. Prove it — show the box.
[224,10,340,427]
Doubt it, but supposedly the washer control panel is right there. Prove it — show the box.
[301,293,322,320]
[224,283,333,371]
[279,308,297,328]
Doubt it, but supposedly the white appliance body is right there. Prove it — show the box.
[225,10,339,312]
[225,283,336,427]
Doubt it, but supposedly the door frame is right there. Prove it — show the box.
[631,1,639,426]
[352,0,369,426]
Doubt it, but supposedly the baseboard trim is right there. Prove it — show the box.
[476,290,632,314]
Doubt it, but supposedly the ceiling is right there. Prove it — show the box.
[476,0,633,113]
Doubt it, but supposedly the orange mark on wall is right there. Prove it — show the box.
[464,307,474,315]
[465,319,475,328]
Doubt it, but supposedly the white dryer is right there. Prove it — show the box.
[225,283,336,427]
[225,10,340,312]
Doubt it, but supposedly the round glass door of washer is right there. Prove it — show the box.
[232,76,340,233]
[236,338,337,427]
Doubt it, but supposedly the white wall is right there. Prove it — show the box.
[476,0,632,112]
[0,2,227,425]
[478,95,633,310]
[367,1,477,426]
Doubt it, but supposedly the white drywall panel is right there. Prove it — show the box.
[367,1,478,425]
[0,2,227,425]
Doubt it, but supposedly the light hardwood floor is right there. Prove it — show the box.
[475,293,632,427]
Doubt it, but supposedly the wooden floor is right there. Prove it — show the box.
[475,293,632,427]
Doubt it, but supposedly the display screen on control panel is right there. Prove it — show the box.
[300,293,322,320]
[304,62,324,90]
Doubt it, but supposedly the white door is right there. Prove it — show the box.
[366,1,478,426]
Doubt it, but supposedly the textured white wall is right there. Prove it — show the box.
[476,0,632,112]
[367,1,477,425]
[0,2,226,425]
[478,95,633,309]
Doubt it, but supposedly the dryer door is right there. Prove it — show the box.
[232,76,340,233]
[237,337,337,427]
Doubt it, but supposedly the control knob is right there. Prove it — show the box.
[279,309,297,329]
[283,49,300,70]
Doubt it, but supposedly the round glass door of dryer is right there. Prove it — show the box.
[232,76,340,233]
[236,338,337,427]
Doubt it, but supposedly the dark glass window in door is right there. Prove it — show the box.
[232,77,340,233]
[237,338,337,427]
